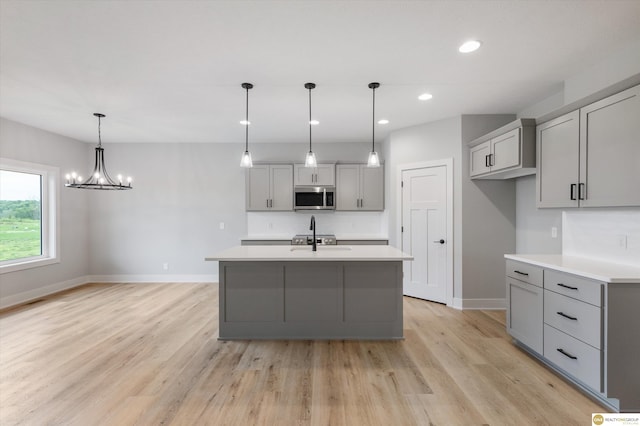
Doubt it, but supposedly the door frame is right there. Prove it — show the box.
[397,158,454,306]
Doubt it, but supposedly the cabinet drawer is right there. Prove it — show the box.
[544,324,602,392]
[506,260,543,287]
[544,289,602,349]
[544,269,602,306]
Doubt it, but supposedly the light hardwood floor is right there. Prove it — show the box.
[0,283,606,425]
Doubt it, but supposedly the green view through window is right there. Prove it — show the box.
[0,170,43,262]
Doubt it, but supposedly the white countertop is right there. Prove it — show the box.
[207,245,412,262]
[505,254,640,283]
[240,234,389,241]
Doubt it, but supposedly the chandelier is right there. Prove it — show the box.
[65,113,132,190]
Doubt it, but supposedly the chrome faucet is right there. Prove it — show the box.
[309,215,317,252]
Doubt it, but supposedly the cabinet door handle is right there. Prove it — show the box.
[570,184,577,200]
[556,348,578,360]
[557,311,577,321]
[578,183,585,200]
[485,154,490,168]
[490,153,494,167]
[557,283,578,291]
[514,270,529,276]
[266,199,270,208]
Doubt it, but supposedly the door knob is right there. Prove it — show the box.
[433,239,445,244]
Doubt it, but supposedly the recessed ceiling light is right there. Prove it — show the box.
[378,119,389,125]
[459,40,481,53]
[309,120,319,125]
[239,120,250,125]
[418,93,433,101]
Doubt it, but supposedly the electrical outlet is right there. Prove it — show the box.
[163,262,169,271]
[268,222,273,229]
[616,234,628,249]
[219,222,225,230]
[551,227,558,238]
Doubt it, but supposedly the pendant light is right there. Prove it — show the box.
[239,82,254,168]
[65,113,132,190]
[367,82,381,167]
[304,82,318,167]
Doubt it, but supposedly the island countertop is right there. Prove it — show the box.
[206,245,413,262]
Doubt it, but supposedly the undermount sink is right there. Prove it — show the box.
[290,246,352,252]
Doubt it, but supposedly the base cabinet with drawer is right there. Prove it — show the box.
[505,257,640,412]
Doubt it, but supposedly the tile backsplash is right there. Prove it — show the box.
[247,211,389,237]
[563,210,640,267]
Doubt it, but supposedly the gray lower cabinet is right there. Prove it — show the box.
[506,259,640,412]
[218,260,403,339]
[246,164,293,211]
[506,260,543,354]
[537,84,640,208]
[336,164,384,211]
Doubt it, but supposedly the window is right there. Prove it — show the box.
[0,158,59,273]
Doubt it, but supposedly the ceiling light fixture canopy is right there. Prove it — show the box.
[65,113,132,190]
[304,82,317,168]
[240,82,254,168]
[367,82,381,168]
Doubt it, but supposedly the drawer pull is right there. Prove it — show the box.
[514,270,529,276]
[557,311,577,321]
[557,283,578,291]
[557,348,578,360]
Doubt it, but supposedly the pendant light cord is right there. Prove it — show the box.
[97,115,102,148]
[245,85,249,152]
[371,85,375,152]
[308,86,312,152]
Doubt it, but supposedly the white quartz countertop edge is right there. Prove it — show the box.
[207,245,412,262]
[504,254,640,283]
[240,235,389,241]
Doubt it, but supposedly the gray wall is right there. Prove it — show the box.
[386,114,515,303]
[513,38,640,254]
[460,115,516,300]
[87,141,379,278]
[0,118,90,302]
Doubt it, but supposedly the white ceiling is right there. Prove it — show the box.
[1,0,640,145]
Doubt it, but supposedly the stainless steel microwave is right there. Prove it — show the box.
[294,186,335,210]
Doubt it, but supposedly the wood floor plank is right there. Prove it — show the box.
[0,283,608,425]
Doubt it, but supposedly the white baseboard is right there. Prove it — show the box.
[0,274,218,310]
[87,274,218,283]
[0,275,91,310]
[451,297,506,310]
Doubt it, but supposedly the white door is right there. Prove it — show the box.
[401,165,448,303]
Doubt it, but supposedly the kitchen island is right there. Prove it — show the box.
[205,245,413,340]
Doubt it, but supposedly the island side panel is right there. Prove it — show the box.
[218,260,404,340]
[605,283,640,412]
[219,262,284,323]
[284,263,342,322]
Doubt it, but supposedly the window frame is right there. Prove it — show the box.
[0,158,60,274]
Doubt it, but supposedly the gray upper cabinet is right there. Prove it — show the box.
[536,110,580,208]
[579,85,640,207]
[468,119,536,179]
[246,164,293,211]
[537,84,640,208]
[293,164,335,186]
[336,164,384,211]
